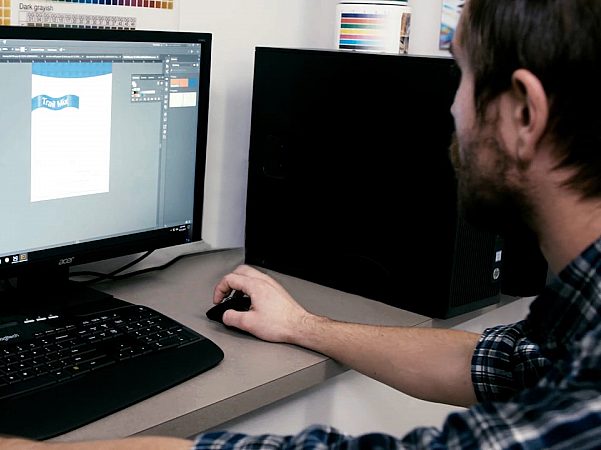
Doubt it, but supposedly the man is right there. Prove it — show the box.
[200,0,601,447]
[2,0,601,447]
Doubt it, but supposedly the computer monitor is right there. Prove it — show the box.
[0,26,211,305]
[245,47,503,318]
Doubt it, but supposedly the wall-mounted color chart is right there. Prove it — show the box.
[44,1,173,10]
[439,0,464,50]
[20,11,137,28]
[1,0,10,26]
[336,2,412,54]
[4,0,178,30]
[338,12,386,52]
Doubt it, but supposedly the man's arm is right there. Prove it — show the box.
[294,316,479,407]
[0,436,193,450]
[213,265,479,407]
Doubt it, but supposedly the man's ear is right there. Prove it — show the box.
[506,69,549,168]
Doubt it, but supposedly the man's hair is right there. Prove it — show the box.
[459,0,601,198]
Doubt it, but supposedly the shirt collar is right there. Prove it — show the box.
[526,234,601,354]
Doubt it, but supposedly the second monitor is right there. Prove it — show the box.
[244,47,503,318]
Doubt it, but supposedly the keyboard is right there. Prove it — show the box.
[0,297,224,439]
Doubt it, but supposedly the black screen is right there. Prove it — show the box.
[245,47,548,317]
[245,48,468,316]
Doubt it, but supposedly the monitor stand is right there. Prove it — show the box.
[0,266,125,319]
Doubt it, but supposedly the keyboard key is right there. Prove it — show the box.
[0,374,55,400]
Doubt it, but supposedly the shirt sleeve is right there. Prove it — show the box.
[192,387,601,449]
[471,321,552,402]
[192,424,443,450]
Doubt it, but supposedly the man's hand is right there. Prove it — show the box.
[213,265,312,343]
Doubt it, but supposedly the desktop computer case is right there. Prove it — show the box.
[244,47,502,318]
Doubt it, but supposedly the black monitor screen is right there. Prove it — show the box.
[0,27,211,283]
[244,48,501,318]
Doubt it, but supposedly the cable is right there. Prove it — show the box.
[70,250,155,285]
[70,247,235,285]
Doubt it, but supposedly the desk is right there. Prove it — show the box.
[53,246,430,442]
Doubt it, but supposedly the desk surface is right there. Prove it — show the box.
[54,247,430,442]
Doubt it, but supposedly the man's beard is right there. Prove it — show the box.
[449,131,533,237]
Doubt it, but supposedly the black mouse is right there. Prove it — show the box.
[206,290,252,325]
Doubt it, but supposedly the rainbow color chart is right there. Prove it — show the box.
[339,13,386,51]
[43,0,173,9]
[1,0,10,26]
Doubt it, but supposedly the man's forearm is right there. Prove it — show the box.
[0,437,193,450]
[215,265,480,407]
[291,315,480,407]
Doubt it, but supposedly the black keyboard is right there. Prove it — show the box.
[0,298,224,439]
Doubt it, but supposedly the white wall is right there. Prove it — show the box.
[408,0,449,57]
[179,0,449,249]
[179,0,338,248]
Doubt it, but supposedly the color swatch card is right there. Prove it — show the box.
[43,0,173,9]
[31,62,112,202]
[0,0,9,26]
[336,2,411,54]
[439,0,464,49]
[6,0,178,29]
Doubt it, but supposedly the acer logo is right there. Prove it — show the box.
[58,257,75,266]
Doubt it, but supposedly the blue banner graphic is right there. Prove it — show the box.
[32,94,80,111]
[32,62,112,78]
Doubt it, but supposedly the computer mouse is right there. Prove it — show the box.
[206,290,252,325]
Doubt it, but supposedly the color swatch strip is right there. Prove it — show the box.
[0,0,10,26]
[46,0,173,9]
[19,11,136,28]
[339,13,385,51]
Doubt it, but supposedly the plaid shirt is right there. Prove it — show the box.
[194,236,601,449]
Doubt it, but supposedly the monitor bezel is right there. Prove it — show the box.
[0,26,211,280]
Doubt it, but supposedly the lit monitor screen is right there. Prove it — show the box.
[0,27,211,290]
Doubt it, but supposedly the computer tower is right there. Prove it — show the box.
[500,229,549,297]
[244,47,503,318]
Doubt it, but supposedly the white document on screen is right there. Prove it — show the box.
[30,62,112,203]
